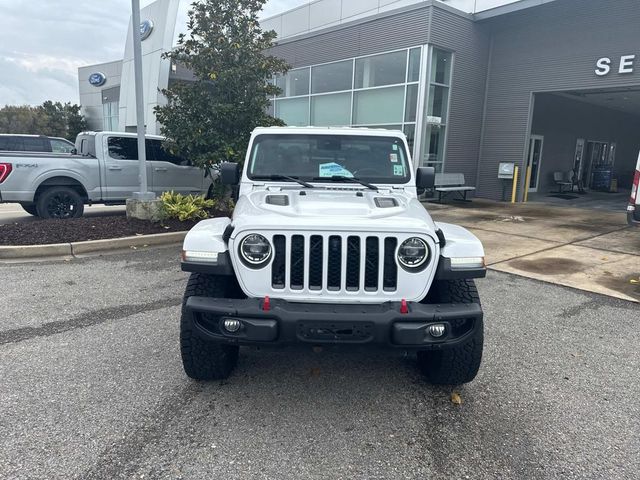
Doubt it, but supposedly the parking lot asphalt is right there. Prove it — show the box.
[1,246,639,479]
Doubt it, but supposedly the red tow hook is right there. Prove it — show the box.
[400,298,409,314]
[262,296,271,312]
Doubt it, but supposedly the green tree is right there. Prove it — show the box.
[0,102,86,140]
[63,103,88,140]
[154,0,289,171]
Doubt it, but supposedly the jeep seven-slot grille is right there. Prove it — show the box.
[271,234,398,292]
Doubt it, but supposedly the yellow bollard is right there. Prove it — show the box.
[523,166,532,203]
[511,166,519,203]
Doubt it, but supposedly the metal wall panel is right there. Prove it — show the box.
[478,0,640,199]
[430,8,490,187]
[268,7,430,68]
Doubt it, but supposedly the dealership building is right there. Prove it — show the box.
[78,0,640,201]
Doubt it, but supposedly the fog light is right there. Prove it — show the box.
[223,319,242,333]
[428,324,446,338]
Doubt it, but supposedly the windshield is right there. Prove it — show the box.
[247,134,411,185]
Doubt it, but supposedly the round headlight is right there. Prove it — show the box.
[397,237,429,269]
[240,234,272,266]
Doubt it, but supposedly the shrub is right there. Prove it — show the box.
[160,191,215,221]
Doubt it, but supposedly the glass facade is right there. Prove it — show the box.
[272,47,422,155]
[102,101,119,131]
[271,46,453,169]
[420,48,453,172]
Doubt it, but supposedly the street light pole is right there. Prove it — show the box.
[131,0,154,201]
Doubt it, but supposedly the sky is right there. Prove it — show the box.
[0,0,304,107]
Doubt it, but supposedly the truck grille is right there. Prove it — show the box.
[271,234,398,293]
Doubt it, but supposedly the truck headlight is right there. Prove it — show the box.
[397,237,429,270]
[239,234,272,267]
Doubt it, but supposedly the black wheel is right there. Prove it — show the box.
[417,279,483,385]
[36,187,84,219]
[20,203,38,216]
[180,273,245,380]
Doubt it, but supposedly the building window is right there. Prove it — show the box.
[311,60,353,94]
[311,92,351,126]
[419,48,453,172]
[275,97,309,126]
[102,101,119,131]
[271,47,423,158]
[276,68,310,97]
[355,50,407,89]
[353,86,405,124]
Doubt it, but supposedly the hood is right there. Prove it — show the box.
[231,188,437,234]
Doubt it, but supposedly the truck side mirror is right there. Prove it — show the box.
[220,162,240,185]
[416,167,435,190]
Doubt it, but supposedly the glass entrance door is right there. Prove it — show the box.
[527,135,544,193]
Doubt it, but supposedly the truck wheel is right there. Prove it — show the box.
[20,204,38,216]
[180,272,244,380]
[36,187,84,219]
[417,279,483,385]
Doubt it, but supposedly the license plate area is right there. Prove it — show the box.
[297,321,374,343]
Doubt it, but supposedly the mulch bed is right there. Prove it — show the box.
[0,210,231,246]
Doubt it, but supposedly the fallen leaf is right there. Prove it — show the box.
[630,279,639,284]
[450,392,463,405]
[310,367,321,377]
[143,244,149,248]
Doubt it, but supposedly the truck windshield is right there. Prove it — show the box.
[247,134,411,185]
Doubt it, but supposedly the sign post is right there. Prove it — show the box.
[131,0,154,202]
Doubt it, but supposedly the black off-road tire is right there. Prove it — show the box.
[36,186,84,219]
[180,273,244,380]
[417,279,483,385]
[20,203,38,216]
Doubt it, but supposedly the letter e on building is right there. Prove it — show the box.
[618,54,636,74]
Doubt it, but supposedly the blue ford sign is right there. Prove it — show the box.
[88,72,107,87]
[140,19,154,41]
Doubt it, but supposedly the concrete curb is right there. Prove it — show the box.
[0,231,187,261]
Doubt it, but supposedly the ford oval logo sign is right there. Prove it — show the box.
[140,19,154,41]
[88,72,107,87]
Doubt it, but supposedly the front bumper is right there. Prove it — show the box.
[185,296,482,349]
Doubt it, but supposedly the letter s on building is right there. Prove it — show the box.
[595,57,611,76]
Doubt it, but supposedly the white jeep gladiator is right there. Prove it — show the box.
[180,127,486,385]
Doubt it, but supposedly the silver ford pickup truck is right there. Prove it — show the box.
[0,131,213,218]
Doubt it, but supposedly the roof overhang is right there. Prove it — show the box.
[473,0,558,20]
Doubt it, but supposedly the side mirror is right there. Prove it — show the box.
[220,162,240,185]
[416,167,435,190]
[71,148,78,155]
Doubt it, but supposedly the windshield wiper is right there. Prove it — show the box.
[252,174,314,188]
[313,175,378,191]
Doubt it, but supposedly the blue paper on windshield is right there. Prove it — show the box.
[318,162,353,178]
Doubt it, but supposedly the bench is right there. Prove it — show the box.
[434,173,476,202]
[553,171,574,193]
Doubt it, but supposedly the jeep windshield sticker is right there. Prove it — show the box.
[319,162,354,178]
[393,164,405,176]
[389,153,398,163]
